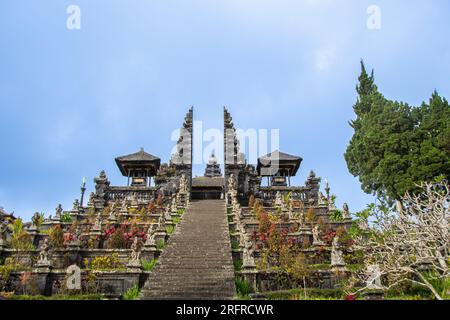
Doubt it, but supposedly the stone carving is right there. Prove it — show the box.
[317,192,327,206]
[36,238,51,267]
[55,204,63,219]
[331,236,346,268]
[242,234,256,269]
[72,199,80,211]
[0,223,6,248]
[228,174,237,193]
[274,191,283,208]
[144,225,156,248]
[342,203,350,219]
[312,225,325,246]
[87,192,95,207]
[92,213,102,232]
[128,237,142,269]
[366,264,383,290]
[170,197,177,213]
[179,174,188,194]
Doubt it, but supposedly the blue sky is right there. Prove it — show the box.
[1,0,449,220]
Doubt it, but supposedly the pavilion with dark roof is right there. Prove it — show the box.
[115,148,161,187]
[257,150,303,187]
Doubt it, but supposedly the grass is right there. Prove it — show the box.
[142,259,158,271]
[233,260,243,271]
[8,294,103,300]
[156,240,165,250]
[172,217,181,224]
[231,239,240,250]
[266,288,345,300]
[122,285,140,300]
[165,225,175,235]
[235,277,253,300]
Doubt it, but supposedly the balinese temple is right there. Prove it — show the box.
[191,153,224,200]
[115,148,161,187]
[257,150,302,187]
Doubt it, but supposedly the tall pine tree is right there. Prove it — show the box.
[345,61,449,203]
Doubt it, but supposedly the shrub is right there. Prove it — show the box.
[49,225,65,248]
[165,225,175,235]
[235,277,253,299]
[60,212,73,223]
[142,259,158,271]
[172,217,181,224]
[85,253,124,271]
[233,260,243,271]
[156,241,165,250]
[122,285,140,300]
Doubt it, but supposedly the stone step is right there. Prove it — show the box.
[140,199,236,300]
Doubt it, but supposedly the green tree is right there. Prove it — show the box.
[345,61,450,203]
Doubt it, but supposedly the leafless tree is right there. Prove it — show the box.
[352,181,449,300]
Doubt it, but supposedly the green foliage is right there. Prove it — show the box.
[7,294,103,300]
[60,212,73,223]
[122,284,140,300]
[84,253,124,271]
[345,61,450,203]
[7,218,34,250]
[329,210,344,222]
[165,225,175,235]
[266,288,345,300]
[231,239,240,250]
[233,260,243,271]
[108,227,127,249]
[235,277,253,299]
[48,225,65,248]
[176,209,185,216]
[142,259,158,271]
[156,240,165,250]
[172,216,181,224]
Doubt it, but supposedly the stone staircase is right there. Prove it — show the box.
[140,200,236,300]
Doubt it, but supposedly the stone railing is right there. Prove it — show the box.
[257,186,315,205]
[105,186,159,202]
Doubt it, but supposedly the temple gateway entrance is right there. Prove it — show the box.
[191,153,224,200]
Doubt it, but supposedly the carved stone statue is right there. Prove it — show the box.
[72,199,80,211]
[242,234,256,268]
[312,225,325,246]
[55,204,63,219]
[274,191,283,208]
[36,238,51,267]
[0,223,6,247]
[366,264,383,290]
[179,174,188,194]
[331,236,345,268]
[31,212,41,229]
[128,237,142,269]
[144,225,156,248]
[228,174,237,193]
[87,192,95,207]
[342,203,350,219]
[317,192,326,205]
[170,197,177,213]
